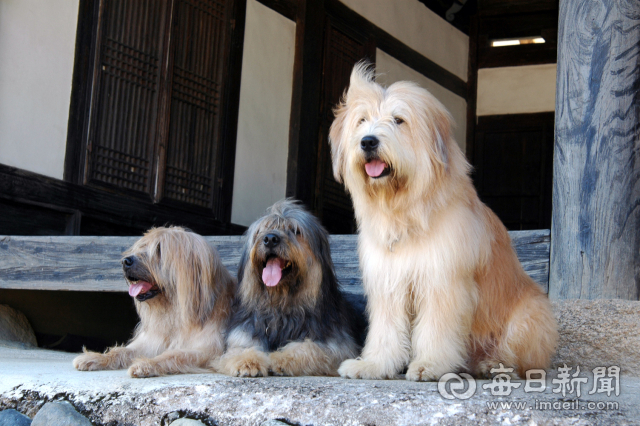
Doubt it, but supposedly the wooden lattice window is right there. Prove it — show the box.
[83,0,236,214]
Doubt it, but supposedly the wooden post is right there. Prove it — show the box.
[550,0,640,299]
[286,0,325,209]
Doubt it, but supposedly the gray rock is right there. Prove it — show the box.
[0,305,36,347]
[0,409,32,426]
[552,299,640,376]
[31,402,92,426]
[170,419,206,426]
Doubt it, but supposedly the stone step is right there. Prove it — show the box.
[1,300,638,425]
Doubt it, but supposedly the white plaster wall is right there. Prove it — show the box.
[377,50,467,153]
[477,64,557,116]
[340,0,468,81]
[0,0,79,179]
[230,0,296,227]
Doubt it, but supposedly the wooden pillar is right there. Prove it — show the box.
[286,0,325,209]
[550,0,640,299]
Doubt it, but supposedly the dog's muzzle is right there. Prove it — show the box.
[263,233,280,249]
[361,136,391,179]
[361,135,379,153]
[122,255,160,301]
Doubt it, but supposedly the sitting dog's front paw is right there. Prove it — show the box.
[405,361,440,382]
[73,352,109,371]
[128,358,157,378]
[338,358,397,380]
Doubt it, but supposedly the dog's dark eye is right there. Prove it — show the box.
[156,244,161,257]
[394,117,404,125]
[358,117,366,125]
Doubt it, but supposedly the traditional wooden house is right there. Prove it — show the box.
[0,0,637,348]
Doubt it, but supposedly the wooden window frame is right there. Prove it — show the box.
[64,0,246,224]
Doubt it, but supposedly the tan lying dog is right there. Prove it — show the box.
[73,227,235,377]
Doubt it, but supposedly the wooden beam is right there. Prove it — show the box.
[0,164,245,236]
[215,0,248,223]
[550,0,640,299]
[465,15,478,160]
[286,0,325,208]
[325,0,467,99]
[478,0,558,16]
[254,0,296,21]
[63,0,97,185]
[0,230,551,293]
[477,11,558,69]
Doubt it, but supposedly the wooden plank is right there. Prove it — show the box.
[550,0,640,300]
[0,231,550,293]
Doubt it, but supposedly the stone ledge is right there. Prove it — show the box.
[551,299,640,376]
[2,299,640,425]
[0,345,637,426]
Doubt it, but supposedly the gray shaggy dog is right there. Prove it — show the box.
[213,199,366,377]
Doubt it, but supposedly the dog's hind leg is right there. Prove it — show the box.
[73,346,136,371]
[127,349,211,378]
[493,290,558,378]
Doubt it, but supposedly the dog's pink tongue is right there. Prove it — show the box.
[262,258,285,287]
[365,160,387,177]
[129,281,154,297]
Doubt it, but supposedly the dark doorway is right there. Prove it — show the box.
[472,112,554,230]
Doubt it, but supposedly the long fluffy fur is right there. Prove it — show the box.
[73,226,236,378]
[329,63,558,380]
[214,199,365,377]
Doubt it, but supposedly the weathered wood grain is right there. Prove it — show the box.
[550,0,640,299]
[0,231,550,293]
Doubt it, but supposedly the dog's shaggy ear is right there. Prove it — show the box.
[413,91,453,173]
[329,101,348,184]
[347,61,376,96]
[168,231,224,326]
[329,61,377,183]
[431,104,452,172]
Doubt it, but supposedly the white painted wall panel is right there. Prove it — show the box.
[377,50,467,153]
[230,0,296,226]
[340,0,469,81]
[0,0,79,179]
[477,64,557,116]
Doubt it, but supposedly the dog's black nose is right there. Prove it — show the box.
[122,256,135,268]
[361,136,379,152]
[263,234,280,249]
